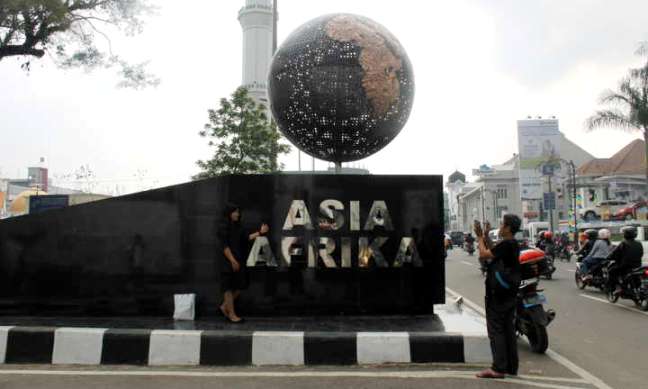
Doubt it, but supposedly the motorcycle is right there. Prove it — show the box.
[465,241,475,256]
[603,262,648,311]
[575,260,608,291]
[517,249,556,353]
[516,278,556,353]
[541,250,557,280]
[556,243,573,262]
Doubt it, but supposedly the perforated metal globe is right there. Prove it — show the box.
[268,14,415,163]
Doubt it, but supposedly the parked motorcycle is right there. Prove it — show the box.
[518,250,556,353]
[575,260,608,291]
[603,262,648,311]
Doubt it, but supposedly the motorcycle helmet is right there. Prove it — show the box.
[621,226,638,240]
[544,231,553,240]
[585,229,598,240]
[598,229,611,240]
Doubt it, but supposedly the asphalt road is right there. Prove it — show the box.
[0,366,599,389]
[445,248,648,389]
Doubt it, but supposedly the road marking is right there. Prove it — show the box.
[460,261,476,267]
[0,369,591,389]
[565,269,575,273]
[445,287,613,389]
[579,294,648,317]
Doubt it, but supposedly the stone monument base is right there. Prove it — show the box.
[0,303,489,366]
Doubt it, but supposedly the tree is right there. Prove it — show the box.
[194,87,291,179]
[0,0,158,88]
[586,46,648,183]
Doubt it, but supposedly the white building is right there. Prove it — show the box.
[456,132,594,232]
[576,139,648,211]
[238,0,275,107]
[446,171,478,232]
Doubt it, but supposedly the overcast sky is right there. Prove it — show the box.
[2,0,648,194]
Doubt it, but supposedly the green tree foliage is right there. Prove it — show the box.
[586,45,648,182]
[194,87,291,178]
[0,0,159,88]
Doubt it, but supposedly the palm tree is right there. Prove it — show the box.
[586,46,648,183]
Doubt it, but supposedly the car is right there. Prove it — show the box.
[449,231,465,246]
[612,200,648,221]
[579,200,630,221]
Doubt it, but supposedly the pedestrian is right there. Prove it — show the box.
[474,214,523,379]
[218,203,269,323]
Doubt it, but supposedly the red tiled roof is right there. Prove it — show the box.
[577,139,645,176]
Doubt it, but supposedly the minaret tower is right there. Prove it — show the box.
[238,0,274,107]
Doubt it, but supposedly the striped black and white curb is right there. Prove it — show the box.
[0,326,490,366]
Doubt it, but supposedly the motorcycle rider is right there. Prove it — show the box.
[607,226,644,295]
[465,233,476,252]
[542,231,555,258]
[575,229,598,261]
[581,229,612,279]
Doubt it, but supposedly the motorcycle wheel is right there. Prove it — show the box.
[527,323,549,354]
[575,272,586,290]
[606,289,619,303]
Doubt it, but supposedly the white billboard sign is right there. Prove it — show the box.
[517,119,561,200]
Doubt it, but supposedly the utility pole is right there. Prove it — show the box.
[547,174,554,232]
[570,160,579,249]
[481,186,486,223]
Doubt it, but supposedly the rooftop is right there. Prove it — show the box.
[577,139,646,177]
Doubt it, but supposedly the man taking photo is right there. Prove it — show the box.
[474,214,523,379]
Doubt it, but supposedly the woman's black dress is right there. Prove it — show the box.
[219,222,249,293]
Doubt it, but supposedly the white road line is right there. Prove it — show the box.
[579,293,648,317]
[0,369,591,389]
[564,269,576,273]
[460,261,476,267]
[445,287,613,389]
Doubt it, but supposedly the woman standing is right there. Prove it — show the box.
[219,204,268,323]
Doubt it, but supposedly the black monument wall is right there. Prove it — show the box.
[0,175,445,316]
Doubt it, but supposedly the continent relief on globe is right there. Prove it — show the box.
[325,15,403,117]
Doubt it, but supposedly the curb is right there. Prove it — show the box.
[0,326,490,366]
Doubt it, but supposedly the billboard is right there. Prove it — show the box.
[28,195,69,214]
[517,119,561,200]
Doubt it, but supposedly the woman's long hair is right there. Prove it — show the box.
[223,203,241,224]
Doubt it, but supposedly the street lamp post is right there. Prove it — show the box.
[547,158,579,248]
[567,160,579,249]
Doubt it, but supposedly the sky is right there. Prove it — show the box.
[2,0,648,195]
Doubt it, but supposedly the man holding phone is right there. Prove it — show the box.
[474,214,523,379]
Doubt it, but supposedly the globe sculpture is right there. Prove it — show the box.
[268,14,415,163]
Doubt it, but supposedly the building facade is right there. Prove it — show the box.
[456,132,594,232]
[576,139,648,211]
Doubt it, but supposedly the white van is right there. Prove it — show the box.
[631,227,648,266]
[523,222,550,247]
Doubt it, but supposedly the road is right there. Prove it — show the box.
[445,248,648,389]
[2,249,645,389]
